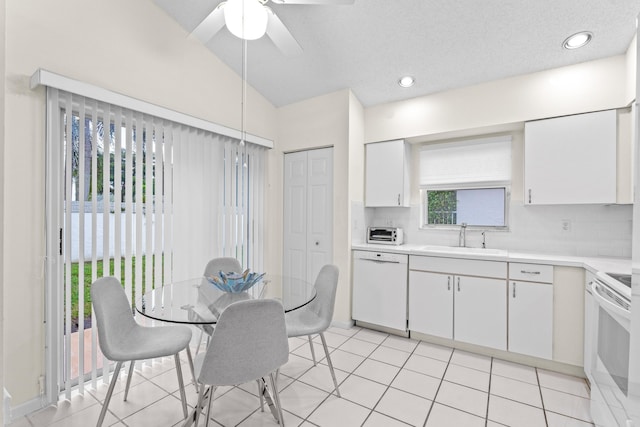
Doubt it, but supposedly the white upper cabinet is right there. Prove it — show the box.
[524,109,617,205]
[365,140,410,207]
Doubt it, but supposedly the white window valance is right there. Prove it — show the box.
[31,68,273,149]
[419,136,512,187]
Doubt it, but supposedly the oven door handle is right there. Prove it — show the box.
[591,280,631,321]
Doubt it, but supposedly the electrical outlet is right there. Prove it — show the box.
[561,219,571,232]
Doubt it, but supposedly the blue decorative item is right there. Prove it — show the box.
[205,269,265,293]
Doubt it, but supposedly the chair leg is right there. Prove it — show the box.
[319,333,340,398]
[194,329,204,356]
[308,335,317,366]
[257,379,265,411]
[97,361,123,427]
[175,354,189,418]
[185,346,198,391]
[194,384,206,427]
[269,372,285,426]
[124,360,135,401]
[204,386,216,427]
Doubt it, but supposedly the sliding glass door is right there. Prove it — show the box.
[44,87,266,401]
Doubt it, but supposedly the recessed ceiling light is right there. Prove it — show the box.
[398,76,415,88]
[563,31,592,50]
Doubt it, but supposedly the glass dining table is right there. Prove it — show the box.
[135,274,317,325]
[135,274,316,426]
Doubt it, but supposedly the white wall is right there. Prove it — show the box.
[365,54,629,144]
[3,0,276,406]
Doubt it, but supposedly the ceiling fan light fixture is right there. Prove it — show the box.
[224,0,268,41]
[563,31,592,50]
[398,76,415,88]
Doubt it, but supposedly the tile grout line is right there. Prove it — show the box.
[535,367,550,427]
[363,334,425,427]
[421,344,456,427]
[485,357,494,427]
[294,329,422,427]
[286,331,379,426]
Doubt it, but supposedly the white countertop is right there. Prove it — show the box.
[351,243,631,275]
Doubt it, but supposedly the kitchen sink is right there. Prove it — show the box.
[418,245,507,256]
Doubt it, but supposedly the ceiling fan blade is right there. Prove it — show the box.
[190,4,226,43]
[270,0,354,4]
[265,8,303,56]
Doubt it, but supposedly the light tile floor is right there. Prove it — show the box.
[10,326,594,427]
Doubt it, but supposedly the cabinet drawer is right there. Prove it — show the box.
[409,255,507,279]
[509,263,553,283]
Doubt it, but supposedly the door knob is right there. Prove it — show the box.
[315,241,319,246]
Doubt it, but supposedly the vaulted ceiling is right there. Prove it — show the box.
[154,0,640,107]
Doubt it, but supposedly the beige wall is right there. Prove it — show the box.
[345,92,365,322]
[627,35,637,104]
[0,0,5,423]
[3,0,276,405]
[271,89,356,324]
[348,93,365,203]
[365,54,630,144]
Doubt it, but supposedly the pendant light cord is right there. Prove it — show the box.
[240,1,247,146]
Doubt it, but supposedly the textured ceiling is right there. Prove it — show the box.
[154,0,640,108]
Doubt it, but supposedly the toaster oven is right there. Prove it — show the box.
[367,227,404,245]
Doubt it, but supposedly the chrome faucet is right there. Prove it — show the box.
[458,222,467,247]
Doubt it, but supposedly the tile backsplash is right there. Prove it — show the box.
[353,201,633,258]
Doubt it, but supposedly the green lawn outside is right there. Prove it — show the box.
[68,255,162,326]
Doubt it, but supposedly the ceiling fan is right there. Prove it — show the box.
[190,0,354,56]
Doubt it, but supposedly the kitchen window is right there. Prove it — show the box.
[420,136,511,228]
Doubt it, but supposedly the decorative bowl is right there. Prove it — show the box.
[205,270,265,293]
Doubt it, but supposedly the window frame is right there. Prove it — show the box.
[420,182,511,230]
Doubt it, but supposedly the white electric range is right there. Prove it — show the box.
[585,271,632,426]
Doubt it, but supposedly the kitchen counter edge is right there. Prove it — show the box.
[351,243,631,275]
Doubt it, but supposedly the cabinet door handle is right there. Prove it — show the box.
[447,276,451,291]
[397,194,401,206]
[528,189,532,204]
[457,277,460,292]
[513,282,517,298]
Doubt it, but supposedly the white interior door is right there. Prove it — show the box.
[284,147,333,284]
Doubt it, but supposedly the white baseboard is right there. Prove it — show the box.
[331,319,355,329]
[3,389,9,426]
[5,395,47,424]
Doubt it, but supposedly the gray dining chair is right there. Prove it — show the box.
[285,264,341,397]
[191,298,289,427]
[195,257,243,353]
[91,277,193,427]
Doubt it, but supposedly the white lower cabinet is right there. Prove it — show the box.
[409,256,507,351]
[455,276,507,350]
[507,262,554,360]
[409,271,453,339]
[508,280,553,359]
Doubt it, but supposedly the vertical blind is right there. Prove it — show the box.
[46,87,266,399]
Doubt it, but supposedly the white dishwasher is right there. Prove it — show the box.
[352,250,408,331]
